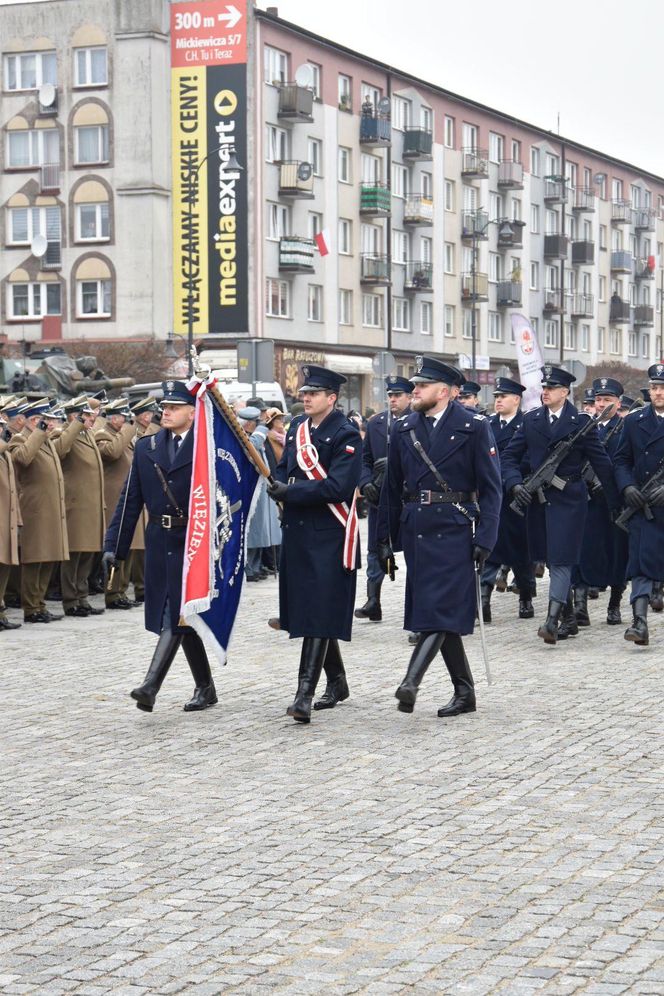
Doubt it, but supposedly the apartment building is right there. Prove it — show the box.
[1,0,663,409]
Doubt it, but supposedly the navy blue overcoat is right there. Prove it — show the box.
[105,428,193,635]
[359,409,390,553]
[501,400,617,567]
[487,411,532,568]
[575,415,628,587]
[275,409,362,640]
[377,401,502,635]
[613,405,664,580]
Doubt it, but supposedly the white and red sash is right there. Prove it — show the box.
[295,418,359,571]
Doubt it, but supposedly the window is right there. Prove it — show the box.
[489,131,504,163]
[490,193,504,220]
[489,252,501,282]
[628,331,637,356]
[421,236,432,264]
[544,320,558,348]
[444,116,455,148]
[338,146,351,183]
[488,312,503,342]
[581,324,590,351]
[599,276,606,302]
[545,209,558,235]
[444,243,455,274]
[512,198,521,221]
[265,278,290,317]
[307,63,321,99]
[77,279,111,317]
[339,289,352,325]
[361,153,380,183]
[9,281,61,319]
[421,106,433,131]
[462,123,478,149]
[393,297,410,331]
[421,172,432,199]
[545,154,559,177]
[612,178,623,201]
[597,175,607,200]
[421,300,432,335]
[9,205,60,245]
[265,124,287,162]
[75,124,109,164]
[462,309,473,339]
[338,74,352,111]
[264,46,288,84]
[4,50,56,91]
[266,202,289,241]
[391,164,408,198]
[444,305,455,337]
[530,204,539,233]
[308,212,322,239]
[360,82,381,109]
[338,218,352,255]
[444,180,455,212]
[642,333,650,358]
[392,96,410,130]
[511,139,521,163]
[74,47,107,87]
[530,146,540,176]
[76,202,109,241]
[361,223,381,255]
[597,326,605,352]
[308,138,322,176]
[530,261,539,290]
[362,293,383,327]
[546,265,558,291]
[610,328,621,354]
[7,128,59,168]
[393,230,408,265]
[308,284,323,322]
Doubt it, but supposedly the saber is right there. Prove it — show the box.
[474,564,492,685]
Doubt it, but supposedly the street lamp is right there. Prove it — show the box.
[182,145,244,377]
[469,213,515,380]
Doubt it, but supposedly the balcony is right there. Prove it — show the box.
[544,290,564,313]
[634,207,656,232]
[40,163,60,193]
[611,199,633,225]
[360,253,390,285]
[496,280,522,307]
[609,298,631,323]
[610,250,633,273]
[404,260,433,292]
[497,160,524,189]
[571,240,595,265]
[573,187,596,212]
[461,272,488,302]
[461,148,489,178]
[544,234,569,259]
[570,293,594,318]
[403,194,433,225]
[497,219,525,249]
[634,305,654,327]
[360,183,391,218]
[403,126,433,161]
[278,236,315,273]
[635,256,656,280]
[277,82,314,122]
[461,210,489,241]
[544,179,568,203]
[278,161,314,198]
[360,112,391,147]
[40,240,62,271]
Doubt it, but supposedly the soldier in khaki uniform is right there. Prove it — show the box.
[0,397,30,610]
[127,396,161,604]
[8,398,75,622]
[0,409,21,629]
[57,396,106,617]
[95,397,136,609]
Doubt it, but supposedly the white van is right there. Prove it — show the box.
[211,376,287,412]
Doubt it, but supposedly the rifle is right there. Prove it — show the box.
[510,403,617,517]
[614,456,664,531]
[581,400,640,495]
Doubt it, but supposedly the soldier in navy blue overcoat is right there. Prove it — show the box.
[376,356,502,719]
[354,375,412,623]
[483,377,536,622]
[573,378,630,627]
[268,365,362,724]
[613,363,664,647]
[104,381,217,714]
[501,365,617,644]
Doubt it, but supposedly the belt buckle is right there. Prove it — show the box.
[161,514,172,529]
[420,490,431,505]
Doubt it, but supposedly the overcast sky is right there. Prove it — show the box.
[3,0,663,177]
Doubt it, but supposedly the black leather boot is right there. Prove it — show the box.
[0,614,21,630]
[558,594,579,640]
[537,599,565,644]
[518,597,534,619]
[131,628,182,711]
[607,585,624,625]
[314,639,349,710]
[650,582,664,612]
[395,632,445,713]
[291,638,328,723]
[480,584,492,623]
[625,596,649,646]
[437,634,476,717]
[354,579,382,621]
[181,629,217,711]
[573,585,590,627]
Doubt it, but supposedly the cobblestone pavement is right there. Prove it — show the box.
[2,536,663,994]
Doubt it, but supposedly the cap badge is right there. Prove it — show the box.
[657,364,664,376]
[166,381,174,392]
[543,364,553,378]
[302,366,310,379]
[415,355,424,373]
[388,374,397,384]
[600,378,607,389]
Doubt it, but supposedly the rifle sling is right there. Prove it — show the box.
[409,430,476,525]
[153,462,184,517]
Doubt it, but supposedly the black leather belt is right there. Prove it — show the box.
[405,490,477,505]
[557,474,581,483]
[150,514,187,529]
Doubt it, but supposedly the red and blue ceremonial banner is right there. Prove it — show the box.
[180,376,262,662]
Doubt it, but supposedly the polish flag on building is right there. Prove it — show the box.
[314,228,331,256]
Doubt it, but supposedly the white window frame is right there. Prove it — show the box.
[75,201,109,242]
[444,243,455,274]
[420,300,432,335]
[77,278,111,318]
[308,137,323,177]
[444,305,455,338]
[489,131,504,163]
[488,312,503,342]
[265,277,290,318]
[264,46,288,85]
[530,204,540,234]
[392,96,410,131]
[8,205,61,245]
[361,153,380,184]
[307,63,321,100]
[597,327,605,352]
[393,230,408,266]
[391,163,408,199]
[74,124,109,165]
[266,202,289,241]
[338,218,352,255]
[462,308,473,340]
[628,331,638,357]
[581,324,590,352]
[308,212,322,240]
[610,328,621,354]
[564,323,576,350]
[307,284,323,322]
[339,289,352,325]
[74,46,108,87]
[444,180,455,212]
[4,50,56,91]
[393,297,410,331]
[8,280,61,319]
[544,320,558,348]
[530,146,540,176]
[444,116,455,148]
[338,74,351,110]
[599,275,606,302]
[7,128,59,168]
[265,124,287,163]
[362,293,383,328]
[338,146,351,183]
[530,261,539,290]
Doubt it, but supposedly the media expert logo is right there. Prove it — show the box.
[212,87,240,309]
